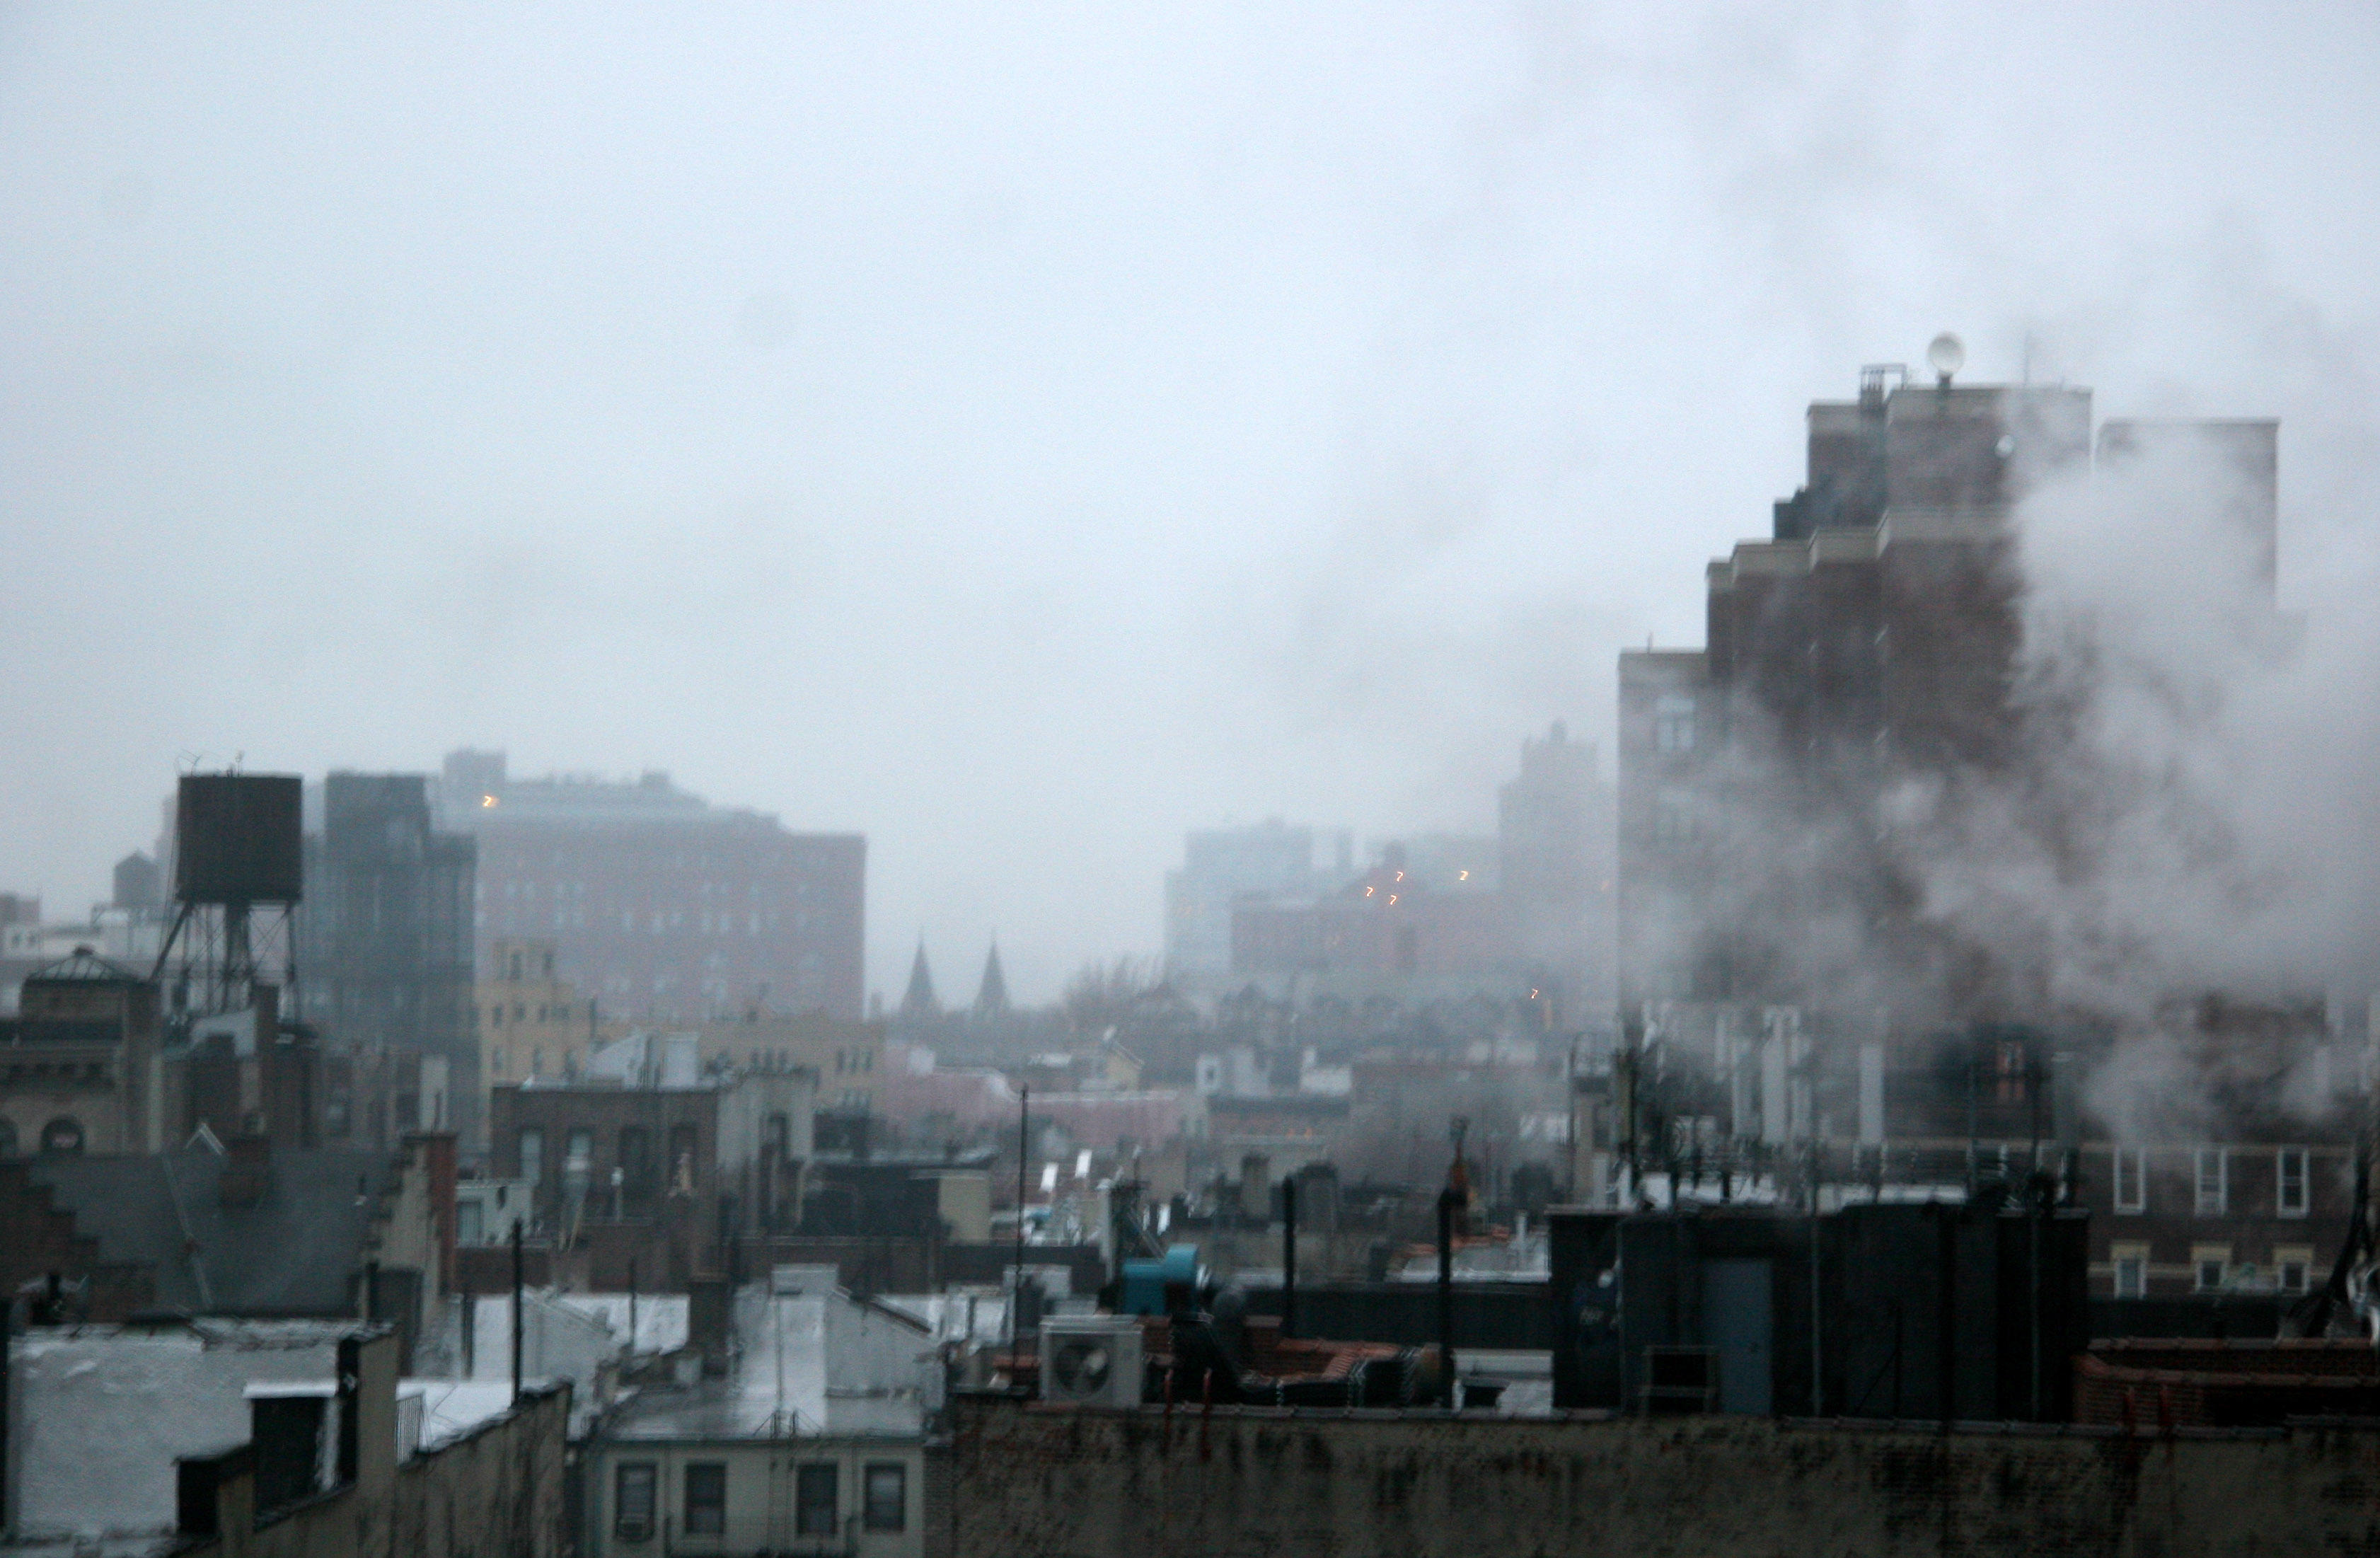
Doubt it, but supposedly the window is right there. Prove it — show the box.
[456,1201,484,1245]
[1993,1041,2030,1104]
[566,1129,593,1175]
[2276,1246,2313,1294]
[2277,1148,2310,1218]
[519,1129,544,1187]
[864,1463,906,1532]
[2194,1148,2228,1216]
[683,1462,725,1536]
[2193,1245,2232,1293]
[2111,1245,2148,1299]
[619,1126,652,1198]
[614,1462,657,1540]
[40,1116,83,1154]
[1654,693,1697,754]
[2113,1148,2146,1214]
[796,1464,838,1537]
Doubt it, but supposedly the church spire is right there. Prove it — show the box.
[974,940,1010,1017]
[901,937,938,1017]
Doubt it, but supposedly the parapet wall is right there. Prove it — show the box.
[947,1397,2380,1557]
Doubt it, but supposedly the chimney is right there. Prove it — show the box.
[1240,1153,1270,1221]
[687,1275,732,1378]
[219,1134,273,1208]
[412,1132,460,1298]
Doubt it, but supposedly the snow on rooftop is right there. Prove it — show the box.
[402,1378,531,1453]
[9,1323,354,1542]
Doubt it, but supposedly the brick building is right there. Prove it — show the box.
[1590,359,2328,1315]
[439,750,865,1023]
[0,947,168,1157]
[487,1068,816,1281]
[1616,362,2279,1032]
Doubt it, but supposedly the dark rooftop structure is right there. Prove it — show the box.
[23,1146,398,1313]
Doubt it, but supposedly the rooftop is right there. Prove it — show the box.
[24,1146,405,1313]
[603,1280,937,1443]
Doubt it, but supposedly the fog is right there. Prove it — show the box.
[3,6,2376,1003]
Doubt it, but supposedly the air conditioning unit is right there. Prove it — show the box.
[1039,1314,1144,1409]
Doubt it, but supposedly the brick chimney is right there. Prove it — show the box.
[219,1133,273,1208]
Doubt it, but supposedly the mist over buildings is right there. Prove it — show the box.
[2,7,2377,1004]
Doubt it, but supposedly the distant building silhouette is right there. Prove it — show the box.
[437,749,865,1025]
[296,773,478,1138]
[901,938,938,1018]
[974,942,1009,1018]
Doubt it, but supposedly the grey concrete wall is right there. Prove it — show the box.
[947,1397,2380,1557]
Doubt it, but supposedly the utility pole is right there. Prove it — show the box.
[1009,1085,1029,1374]
[510,1218,525,1404]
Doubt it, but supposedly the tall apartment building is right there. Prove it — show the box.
[1617,362,2279,1034]
[296,773,479,1135]
[439,751,865,1023]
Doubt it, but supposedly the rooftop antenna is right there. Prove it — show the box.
[1926,332,1965,388]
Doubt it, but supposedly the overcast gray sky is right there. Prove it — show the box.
[4,4,2377,1004]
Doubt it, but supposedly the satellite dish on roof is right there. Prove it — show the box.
[1926,332,1965,384]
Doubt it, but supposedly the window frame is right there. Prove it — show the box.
[2112,1147,2147,1214]
[682,1461,726,1537]
[2192,1244,2233,1293]
[2111,1252,2147,1300]
[795,1462,839,1537]
[2275,1245,2314,1294]
[863,1462,908,1533]
[613,1461,657,1541]
[2277,1148,2310,1218]
[1653,693,1697,754]
[2194,1148,2229,1216]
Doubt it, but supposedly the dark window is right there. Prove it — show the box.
[40,1116,83,1154]
[795,1463,838,1536]
[1994,1041,2029,1104]
[614,1462,656,1540]
[0,1117,16,1156]
[619,1126,652,1198]
[683,1462,725,1535]
[864,1462,906,1531]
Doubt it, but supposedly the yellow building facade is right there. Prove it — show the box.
[478,939,597,1086]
